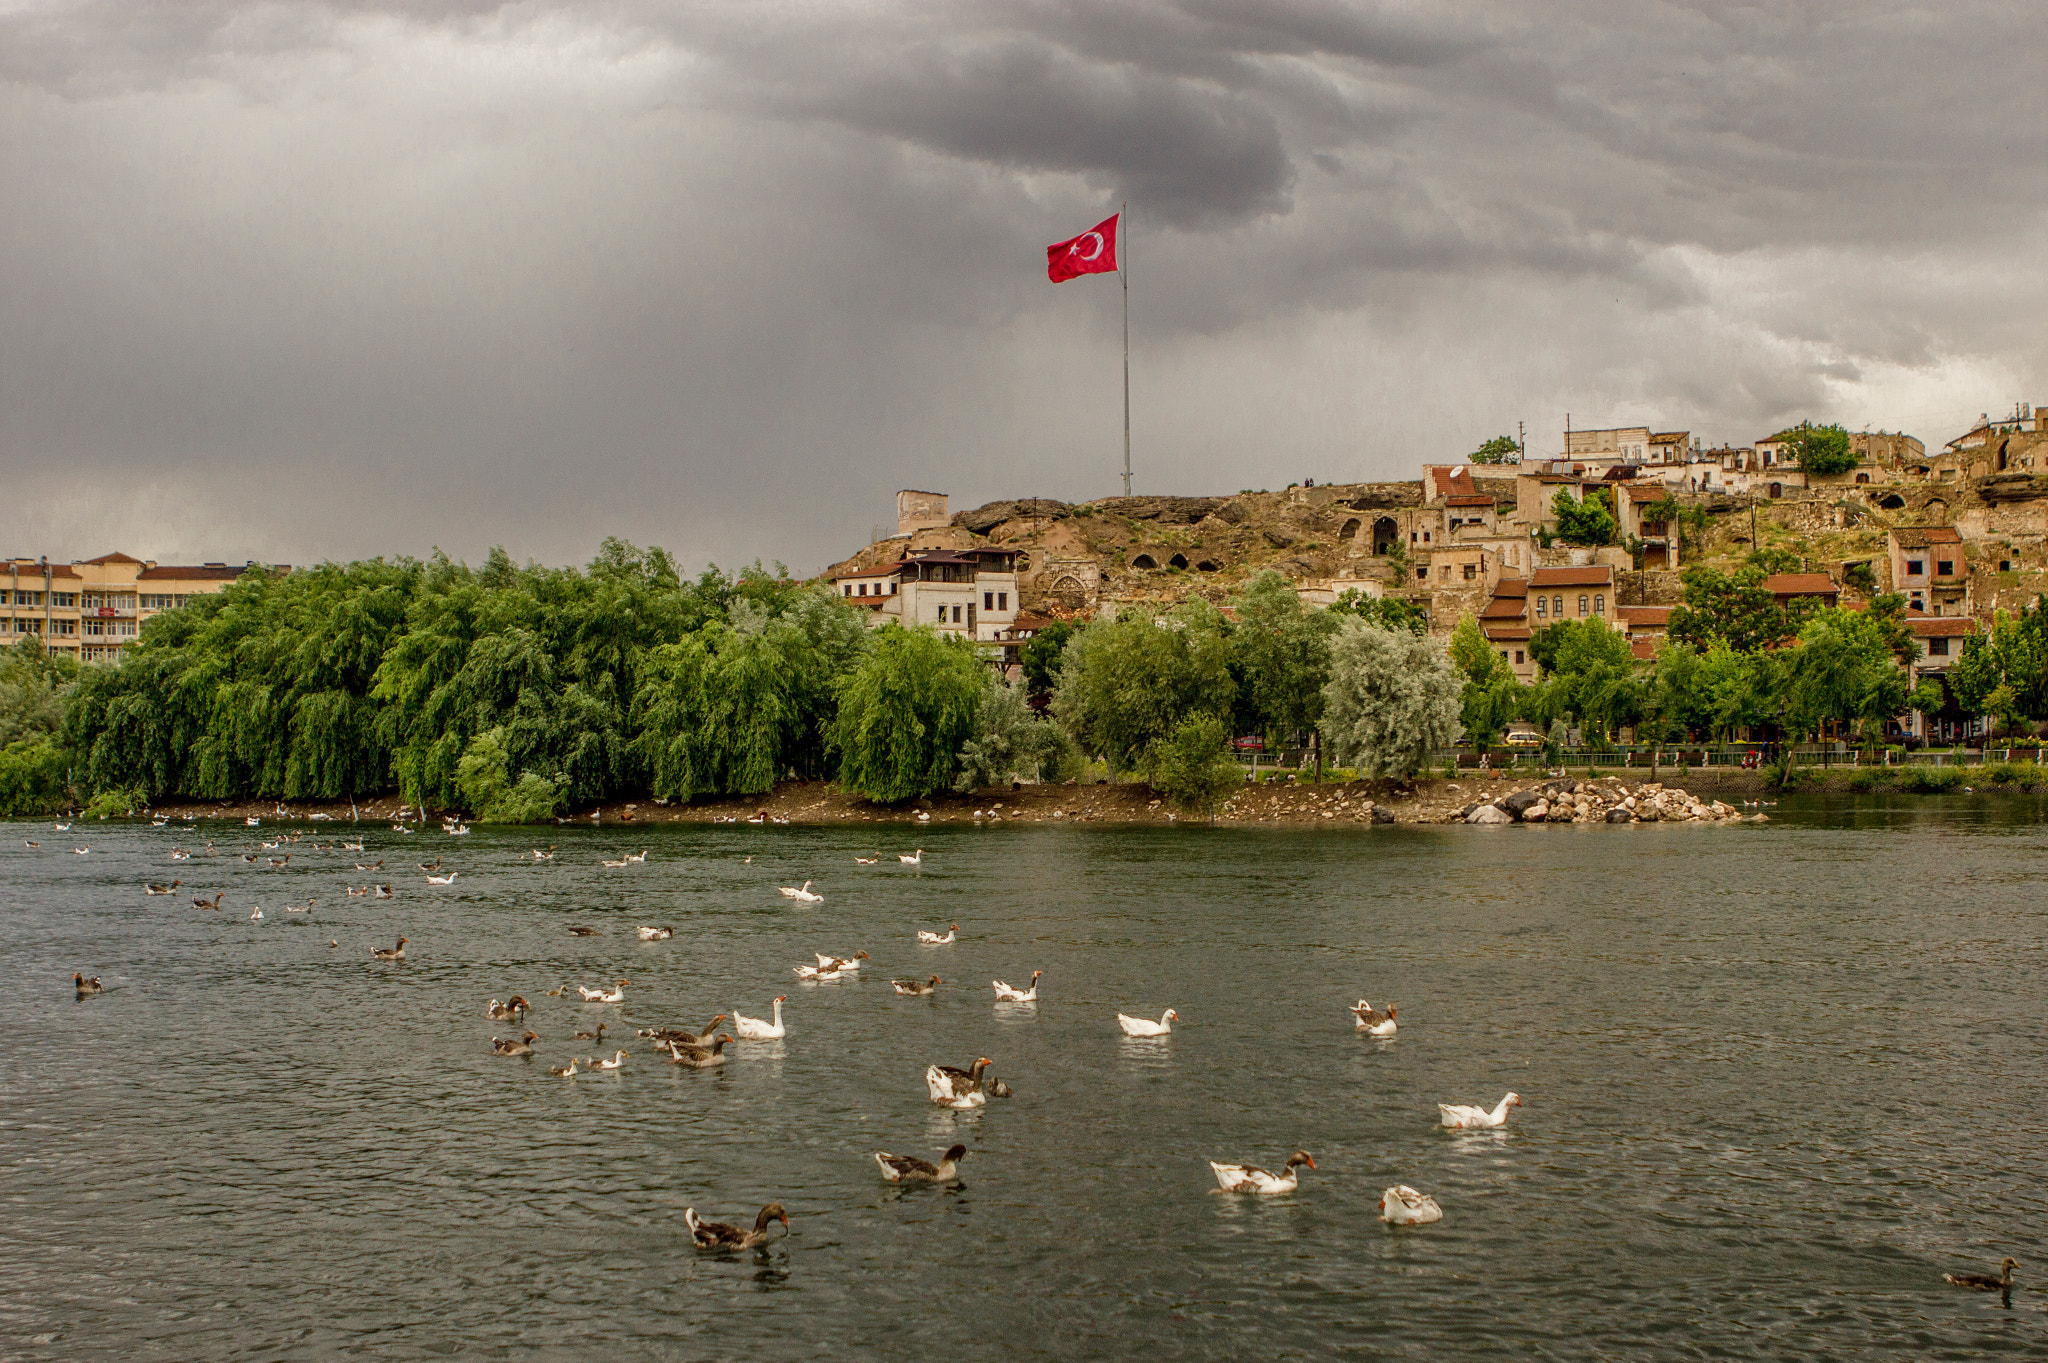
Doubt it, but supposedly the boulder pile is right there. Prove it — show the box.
[1452,778,1762,826]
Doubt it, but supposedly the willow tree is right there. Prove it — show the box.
[832,625,984,803]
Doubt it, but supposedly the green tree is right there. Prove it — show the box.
[1552,487,1617,546]
[1781,606,1910,741]
[1019,622,1073,697]
[1145,713,1242,814]
[1783,423,1857,477]
[1447,614,1517,747]
[1051,601,1235,776]
[456,726,566,822]
[1319,620,1464,777]
[1329,590,1427,634]
[1471,434,1521,464]
[1530,618,1641,743]
[1666,567,1810,654]
[1227,571,1336,744]
[831,625,985,803]
[955,677,1058,791]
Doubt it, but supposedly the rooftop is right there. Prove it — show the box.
[1908,617,1976,638]
[1761,573,1838,597]
[1891,526,1964,548]
[1529,566,1615,588]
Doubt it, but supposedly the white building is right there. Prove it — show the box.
[831,548,1021,642]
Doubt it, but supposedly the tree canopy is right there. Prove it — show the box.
[1552,487,1616,546]
[1470,435,1521,464]
[1319,620,1463,777]
[1783,423,1857,477]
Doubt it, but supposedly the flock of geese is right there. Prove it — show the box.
[52,818,2028,1286]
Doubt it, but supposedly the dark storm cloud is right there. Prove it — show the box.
[1,2,2044,573]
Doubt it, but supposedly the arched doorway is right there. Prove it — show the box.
[1168,553,1188,569]
[1372,517,1398,555]
[1923,498,1948,522]
[1130,553,1157,570]
[1340,517,1362,543]
[1049,576,1085,609]
[1879,493,1906,509]
[1195,560,1220,573]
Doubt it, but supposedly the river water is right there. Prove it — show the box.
[3,799,2044,1359]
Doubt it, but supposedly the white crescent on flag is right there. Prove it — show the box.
[1072,232,1104,261]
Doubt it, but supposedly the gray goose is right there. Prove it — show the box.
[491,1031,539,1056]
[637,1015,727,1046]
[664,1035,734,1068]
[874,1144,968,1184]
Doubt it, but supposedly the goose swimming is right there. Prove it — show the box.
[548,1057,580,1078]
[813,951,869,972]
[1945,1257,2019,1292]
[1380,1185,1443,1224]
[592,1050,628,1071]
[1351,1000,1397,1036]
[892,975,941,996]
[916,923,959,944]
[144,881,181,895]
[578,980,629,1004]
[486,996,531,1022]
[992,971,1043,1002]
[1439,1092,1522,1129]
[73,973,104,997]
[369,936,409,960]
[1118,1008,1178,1038]
[572,1021,607,1042]
[1209,1151,1315,1195]
[683,1203,788,1251]
[874,1144,968,1184]
[636,926,674,941]
[424,871,458,886]
[732,996,788,1040]
[925,1057,992,1108]
[491,1031,538,1056]
[779,881,824,903]
[898,849,923,865]
[664,1035,734,1068]
[637,1015,727,1047]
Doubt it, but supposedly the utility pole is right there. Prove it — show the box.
[1517,420,1525,462]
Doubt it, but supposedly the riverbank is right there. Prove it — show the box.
[129,769,1794,828]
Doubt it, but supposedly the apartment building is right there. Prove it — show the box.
[1,554,278,661]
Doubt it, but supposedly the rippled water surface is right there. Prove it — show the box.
[5,798,2046,1359]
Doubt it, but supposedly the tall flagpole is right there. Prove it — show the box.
[1121,201,1131,497]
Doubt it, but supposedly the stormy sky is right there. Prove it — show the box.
[4,1,2044,576]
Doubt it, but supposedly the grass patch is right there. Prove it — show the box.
[1896,767,1964,794]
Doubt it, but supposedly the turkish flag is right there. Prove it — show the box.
[1047,214,1119,282]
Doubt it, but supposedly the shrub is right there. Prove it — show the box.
[83,785,148,819]
[1145,713,1242,815]
[1897,767,1964,794]
[456,727,567,823]
[1847,767,1895,791]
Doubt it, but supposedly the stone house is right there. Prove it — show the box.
[832,547,1021,642]
[1613,484,1681,569]
[1887,527,1969,616]
[1761,572,1840,609]
[1901,615,1980,743]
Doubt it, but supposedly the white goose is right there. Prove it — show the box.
[624,850,648,863]
[1439,1092,1523,1129]
[578,980,629,1004]
[780,881,824,903]
[249,907,263,920]
[992,971,1043,1002]
[1351,1000,1398,1036]
[425,871,458,886]
[1209,1150,1315,1195]
[917,923,959,944]
[899,849,922,865]
[792,962,847,982]
[813,950,869,972]
[636,926,674,941]
[732,996,787,1040]
[1118,1008,1179,1038]
[592,1050,628,1071]
[1379,1185,1443,1225]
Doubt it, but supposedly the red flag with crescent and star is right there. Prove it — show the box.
[1047,214,1119,282]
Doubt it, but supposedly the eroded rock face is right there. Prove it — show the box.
[1092,496,1223,525]
[951,499,1072,534]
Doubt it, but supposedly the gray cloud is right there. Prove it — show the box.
[2,1,2045,575]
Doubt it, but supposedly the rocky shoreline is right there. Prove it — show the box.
[124,773,1772,829]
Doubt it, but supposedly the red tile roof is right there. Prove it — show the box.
[1761,573,1838,597]
[1908,617,1976,637]
[1481,597,1527,620]
[136,564,280,582]
[1482,624,1531,641]
[1891,526,1963,548]
[5,561,81,579]
[1429,467,1476,499]
[1446,494,1494,507]
[1491,579,1529,597]
[1616,605,1673,626]
[1530,566,1615,587]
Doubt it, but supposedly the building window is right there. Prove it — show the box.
[1462,564,1476,581]
[937,604,947,621]
[1928,637,1950,656]
[1553,595,1564,616]
[1578,594,1589,617]
[983,592,993,611]
[1936,560,1954,576]
[1423,532,1432,543]
[1515,650,1525,665]
[1906,559,1924,575]
[1535,596,1546,618]
[998,592,1007,610]
[889,582,896,594]
[2001,560,2012,572]
[952,605,963,623]
[1415,567,1427,580]
[1594,594,1605,615]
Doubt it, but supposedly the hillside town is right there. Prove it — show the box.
[822,407,2048,745]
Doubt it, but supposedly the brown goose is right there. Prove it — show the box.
[664,1035,734,1068]
[491,1030,539,1056]
[143,880,181,895]
[1945,1257,2018,1292]
[892,975,942,996]
[926,1057,992,1106]
[486,996,531,1022]
[370,936,409,960]
[637,1015,728,1046]
[567,926,601,937]
[1351,1000,1397,1036]
[192,891,224,910]
[573,1021,608,1042]
[684,1203,788,1251]
[873,1144,968,1184]
[73,973,103,998]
